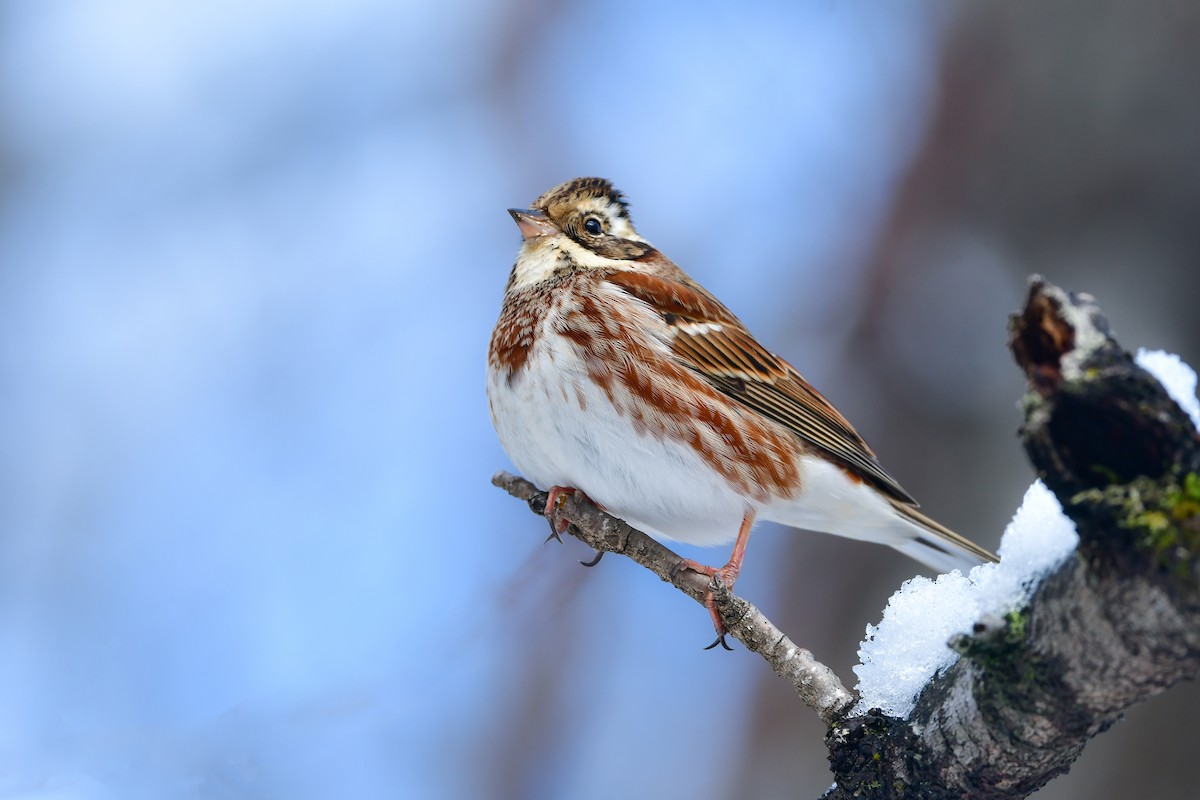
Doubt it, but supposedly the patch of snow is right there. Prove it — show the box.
[1136,349,1200,430]
[853,349,1198,719]
[853,481,1078,718]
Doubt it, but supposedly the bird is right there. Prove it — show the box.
[487,177,996,648]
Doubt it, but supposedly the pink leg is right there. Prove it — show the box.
[540,487,607,567]
[674,509,756,650]
[543,485,595,543]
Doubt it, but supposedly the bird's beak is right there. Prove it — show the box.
[508,208,558,241]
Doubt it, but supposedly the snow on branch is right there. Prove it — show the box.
[824,276,1200,798]
[492,276,1200,799]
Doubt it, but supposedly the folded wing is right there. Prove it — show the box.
[604,269,916,505]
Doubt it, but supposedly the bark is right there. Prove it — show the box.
[490,471,855,725]
[492,277,1200,798]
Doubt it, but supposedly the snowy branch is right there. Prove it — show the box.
[823,277,1200,798]
[490,470,855,725]
[491,276,1200,798]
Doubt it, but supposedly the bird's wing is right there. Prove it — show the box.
[604,269,916,504]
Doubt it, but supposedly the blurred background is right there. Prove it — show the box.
[2,1,1198,797]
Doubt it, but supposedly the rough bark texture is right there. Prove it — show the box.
[823,277,1200,798]
[492,277,1200,798]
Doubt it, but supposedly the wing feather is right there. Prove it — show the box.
[605,269,916,504]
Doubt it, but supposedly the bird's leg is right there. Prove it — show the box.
[544,485,604,544]
[673,509,756,650]
[541,488,607,565]
[541,486,578,543]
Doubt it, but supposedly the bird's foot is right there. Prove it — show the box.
[673,558,741,651]
[541,485,574,542]
[543,485,586,543]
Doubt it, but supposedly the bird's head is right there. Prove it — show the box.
[505,177,654,292]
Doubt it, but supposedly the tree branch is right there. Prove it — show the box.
[823,277,1200,798]
[491,470,855,725]
[491,276,1200,797]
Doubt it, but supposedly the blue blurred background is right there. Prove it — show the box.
[2,2,1198,798]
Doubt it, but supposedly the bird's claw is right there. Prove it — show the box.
[541,486,577,544]
[579,549,604,567]
[704,632,734,651]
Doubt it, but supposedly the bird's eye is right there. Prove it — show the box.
[584,217,603,236]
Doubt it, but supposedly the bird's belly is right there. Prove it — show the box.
[488,346,749,548]
[760,457,909,546]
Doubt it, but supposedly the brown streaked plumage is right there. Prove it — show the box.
[487,177,996,648]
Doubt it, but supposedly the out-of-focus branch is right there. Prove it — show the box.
[491,471,855,725]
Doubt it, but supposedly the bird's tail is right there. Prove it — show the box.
[887,499,998,575]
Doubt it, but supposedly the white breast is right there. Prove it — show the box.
[487,289,752,547]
